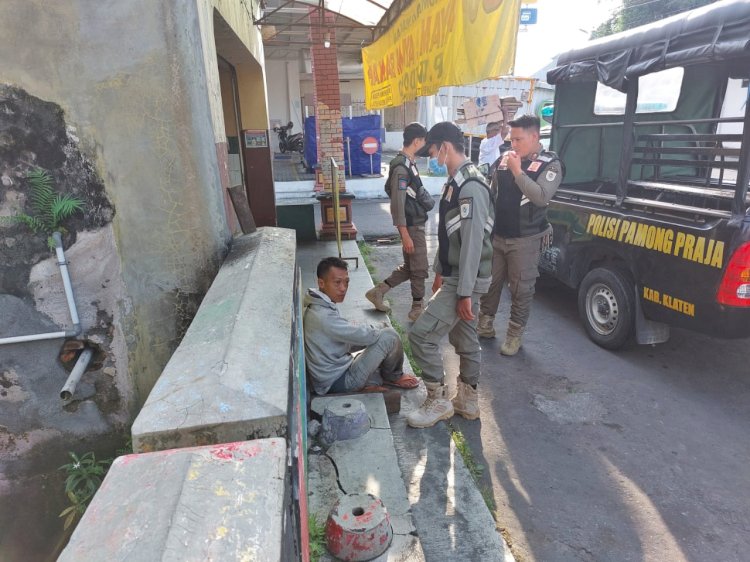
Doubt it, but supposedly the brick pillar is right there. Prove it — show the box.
[309,8,356,240]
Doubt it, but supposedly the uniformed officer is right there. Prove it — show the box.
[406,122,495,429]
[477,114,564,355]
[366,122,435,321]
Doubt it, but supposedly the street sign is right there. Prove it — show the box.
[361,136,379,155]
[520,8,537,25]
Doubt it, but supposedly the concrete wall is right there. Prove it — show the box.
[0,0,268,559]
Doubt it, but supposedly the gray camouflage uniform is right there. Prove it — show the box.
[409,160,494,385]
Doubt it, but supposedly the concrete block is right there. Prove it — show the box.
[132,227,297,453]
[58,439,289,562]
[325,493,392,561]
[320,398,370,446]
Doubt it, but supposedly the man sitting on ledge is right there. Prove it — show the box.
[304,257,419,395]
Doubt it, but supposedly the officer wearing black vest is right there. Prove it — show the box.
[366,123,435,321]
[477,114,564,356]
[407,122,495,429]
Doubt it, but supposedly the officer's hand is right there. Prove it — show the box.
[456,296,474,321]
[402,234,414,254]
[432,273,443,294]
[507,151,522,176]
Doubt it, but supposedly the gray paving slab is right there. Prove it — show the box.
[132,227,296,453]
[58,438,289,562]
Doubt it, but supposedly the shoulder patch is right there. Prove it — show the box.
[537,154,553,163]
[459,197,473,219]
[398,177,408,190]
[545,169,558,182]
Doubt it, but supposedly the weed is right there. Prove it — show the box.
[1,167,84,249]
[449,424,497,516]
[356,241,376,276]
[308,513,327,561]
[58,451,112,529]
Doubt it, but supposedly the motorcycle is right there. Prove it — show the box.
[273,121,304,154]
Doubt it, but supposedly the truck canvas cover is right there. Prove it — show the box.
[547,0,750,91]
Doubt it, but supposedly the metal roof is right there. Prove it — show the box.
[257,0,398,63]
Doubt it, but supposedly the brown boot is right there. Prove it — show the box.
[500,321,523,356]
[407,381,454,428]
[407,300,423,322]
[365,282,391,312]
[452,380,479,420]
[477,313,495,338]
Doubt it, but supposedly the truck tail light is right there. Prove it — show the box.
[717,241,750,307]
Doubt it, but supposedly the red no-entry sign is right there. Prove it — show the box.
[361,136,379,155]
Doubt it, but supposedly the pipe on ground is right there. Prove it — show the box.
[60,347,94,401]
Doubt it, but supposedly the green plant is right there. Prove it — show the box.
[58,451,112,529]
[308,514,327,561]
[2,167,84,248]
[449,425,496,515]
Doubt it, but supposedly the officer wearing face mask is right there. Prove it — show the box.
[477,114,564,355]
[406,122,495,429]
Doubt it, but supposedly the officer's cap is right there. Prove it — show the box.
[416,122,465,157]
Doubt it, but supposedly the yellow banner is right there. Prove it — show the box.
[362,0,522,110]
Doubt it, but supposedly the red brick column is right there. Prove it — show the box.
[309,8,356,239]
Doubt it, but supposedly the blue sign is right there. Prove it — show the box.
[520,8,538,25]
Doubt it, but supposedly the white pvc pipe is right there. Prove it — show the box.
[60,347,93,400]
[0,231,81,346]
[52,232,80,327]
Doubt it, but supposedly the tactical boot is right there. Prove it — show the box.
[407,381,454,428]
[365,282,391,313]
[476,313,496,338]
[500,321,523,356]
[407,300,423,322]
[452,380,480,420]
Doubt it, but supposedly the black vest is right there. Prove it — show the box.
[493,151,560,238]
[438,162,491,277]
[385,153,427,226]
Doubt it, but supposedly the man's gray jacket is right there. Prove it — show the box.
[303,288,380,395]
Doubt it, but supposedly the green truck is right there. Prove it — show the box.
[542,0,750,349]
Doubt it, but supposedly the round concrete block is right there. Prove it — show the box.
[325,493,393,561]
[320,399,369,445]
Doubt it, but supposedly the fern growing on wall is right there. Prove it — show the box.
[2,168,84,248]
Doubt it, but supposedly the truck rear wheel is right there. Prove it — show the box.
[578,267,634,350]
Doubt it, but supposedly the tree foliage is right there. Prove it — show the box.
[591,0,720,39]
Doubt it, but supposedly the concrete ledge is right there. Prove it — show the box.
[132,227,297,453]
[58,439,289,562]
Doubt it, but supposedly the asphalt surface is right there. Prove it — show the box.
[351,197,750,562]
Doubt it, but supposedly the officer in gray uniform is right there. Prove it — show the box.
[366,123,435,321]
[406,122,495,429]
[477,114,564,355]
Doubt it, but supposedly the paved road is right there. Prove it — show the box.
[351,198,750,562]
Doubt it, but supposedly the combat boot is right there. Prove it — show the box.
[500,321,523,356]
[365,282,391,312]
[452,380,479,420]
[407,300,423,322]
[476,313,495,338]
[407,381,454,428]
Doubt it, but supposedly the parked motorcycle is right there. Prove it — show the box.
[273,121,304,154]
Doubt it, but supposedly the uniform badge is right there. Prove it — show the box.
[459,197,473,219]
[527,161,542,172]
[398,177,408,190]
[545,169,558,182]
[445,185,454,202]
